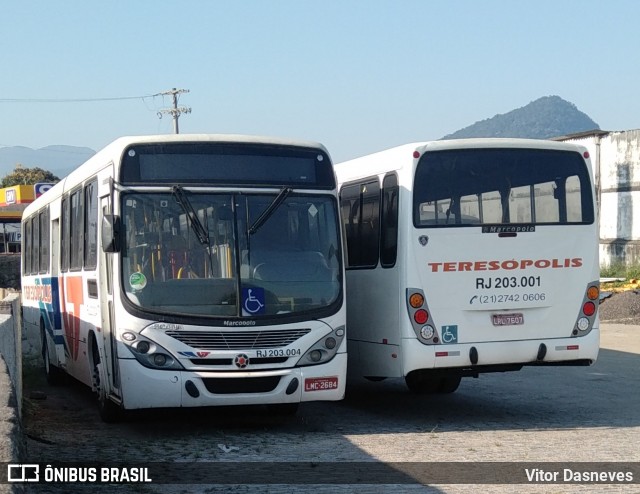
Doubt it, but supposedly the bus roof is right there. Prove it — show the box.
[342,138,588,163]
[105,133,329,154]
[335,138,589,180]
[22,134,332,219]
[415,137,589,153]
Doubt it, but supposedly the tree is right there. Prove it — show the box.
[1,164,60,188]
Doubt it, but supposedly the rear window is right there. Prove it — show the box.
[413,148,594,228]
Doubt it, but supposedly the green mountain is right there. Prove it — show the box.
[442,95,600,140]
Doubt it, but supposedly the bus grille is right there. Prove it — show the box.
[165,329,311,350]
[201,376,281,394]
[189,357,289,366]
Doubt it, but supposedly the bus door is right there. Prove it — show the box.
[50,216,66,367]
[98,192,120,395]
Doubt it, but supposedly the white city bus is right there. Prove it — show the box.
[335,138,599,393]
[21,134,346,420]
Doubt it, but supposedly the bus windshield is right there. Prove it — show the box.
[413,148,595,227]
[121,191,342,318]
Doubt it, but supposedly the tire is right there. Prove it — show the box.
[438,376,462,394]
[405,371,440,394]
[92,350,122,423]
[42,332,66,386]
[405,371,461,394]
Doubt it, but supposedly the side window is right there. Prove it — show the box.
[84,180,98,269]
[339,184,359,268]
[39,208,50,273]
[24,219,32,275]
[69,189,83,271]
[31,216,39,275]
[380,173,399,268]
[61,196,69,272]
[339,178,380,268]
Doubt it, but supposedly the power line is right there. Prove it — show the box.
[0,94,154,103]
[0,88,193,133]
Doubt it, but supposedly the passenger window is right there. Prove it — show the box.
[340,179,380,268]
[380,173,398,267]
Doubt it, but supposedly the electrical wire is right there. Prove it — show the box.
[0,94,158,103]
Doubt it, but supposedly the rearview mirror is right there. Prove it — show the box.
[102,214,122,253]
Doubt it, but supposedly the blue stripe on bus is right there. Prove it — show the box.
[35,277,67,346]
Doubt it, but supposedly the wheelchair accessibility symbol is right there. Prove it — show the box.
[242,287,265,315]
[441,325,458,344]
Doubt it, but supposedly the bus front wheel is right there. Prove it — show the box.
[91,343,122,423]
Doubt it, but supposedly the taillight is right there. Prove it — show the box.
[406,288,437,344]
[409,293,424,309]
[582,301,596,317]
[414,309,428,324]
[573,281,599,336]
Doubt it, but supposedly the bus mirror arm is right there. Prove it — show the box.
[102,214,122,253]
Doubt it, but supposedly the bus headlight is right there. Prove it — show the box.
[324,337,337,350]
[136,341,150,354]
[296,325,346,367]
[122,333,183,370]
[153,354,167,366]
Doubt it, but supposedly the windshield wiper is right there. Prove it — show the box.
[172,185,209,245]
[247,187,292,236]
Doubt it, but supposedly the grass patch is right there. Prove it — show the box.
[600,262,640,291]
[600,262,640,279]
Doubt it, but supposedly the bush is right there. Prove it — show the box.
[601,262,640,280]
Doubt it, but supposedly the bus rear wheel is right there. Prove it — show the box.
[405,372,440,393]
[405,371,461,394]
[41,326,66,386]
[438,376,462,394]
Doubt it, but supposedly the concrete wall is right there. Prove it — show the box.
[0,255,20,291]
[0,292,25,493]
[0,294,22,418]
[561,129,640,267]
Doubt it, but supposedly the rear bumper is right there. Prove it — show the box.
[402,327,599,375]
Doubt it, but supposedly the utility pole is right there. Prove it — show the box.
[156,88,191,133]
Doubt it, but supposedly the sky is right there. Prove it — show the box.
[1,0,639,164]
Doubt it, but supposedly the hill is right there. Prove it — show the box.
[0,145,95,180]
[442,96,600,140]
